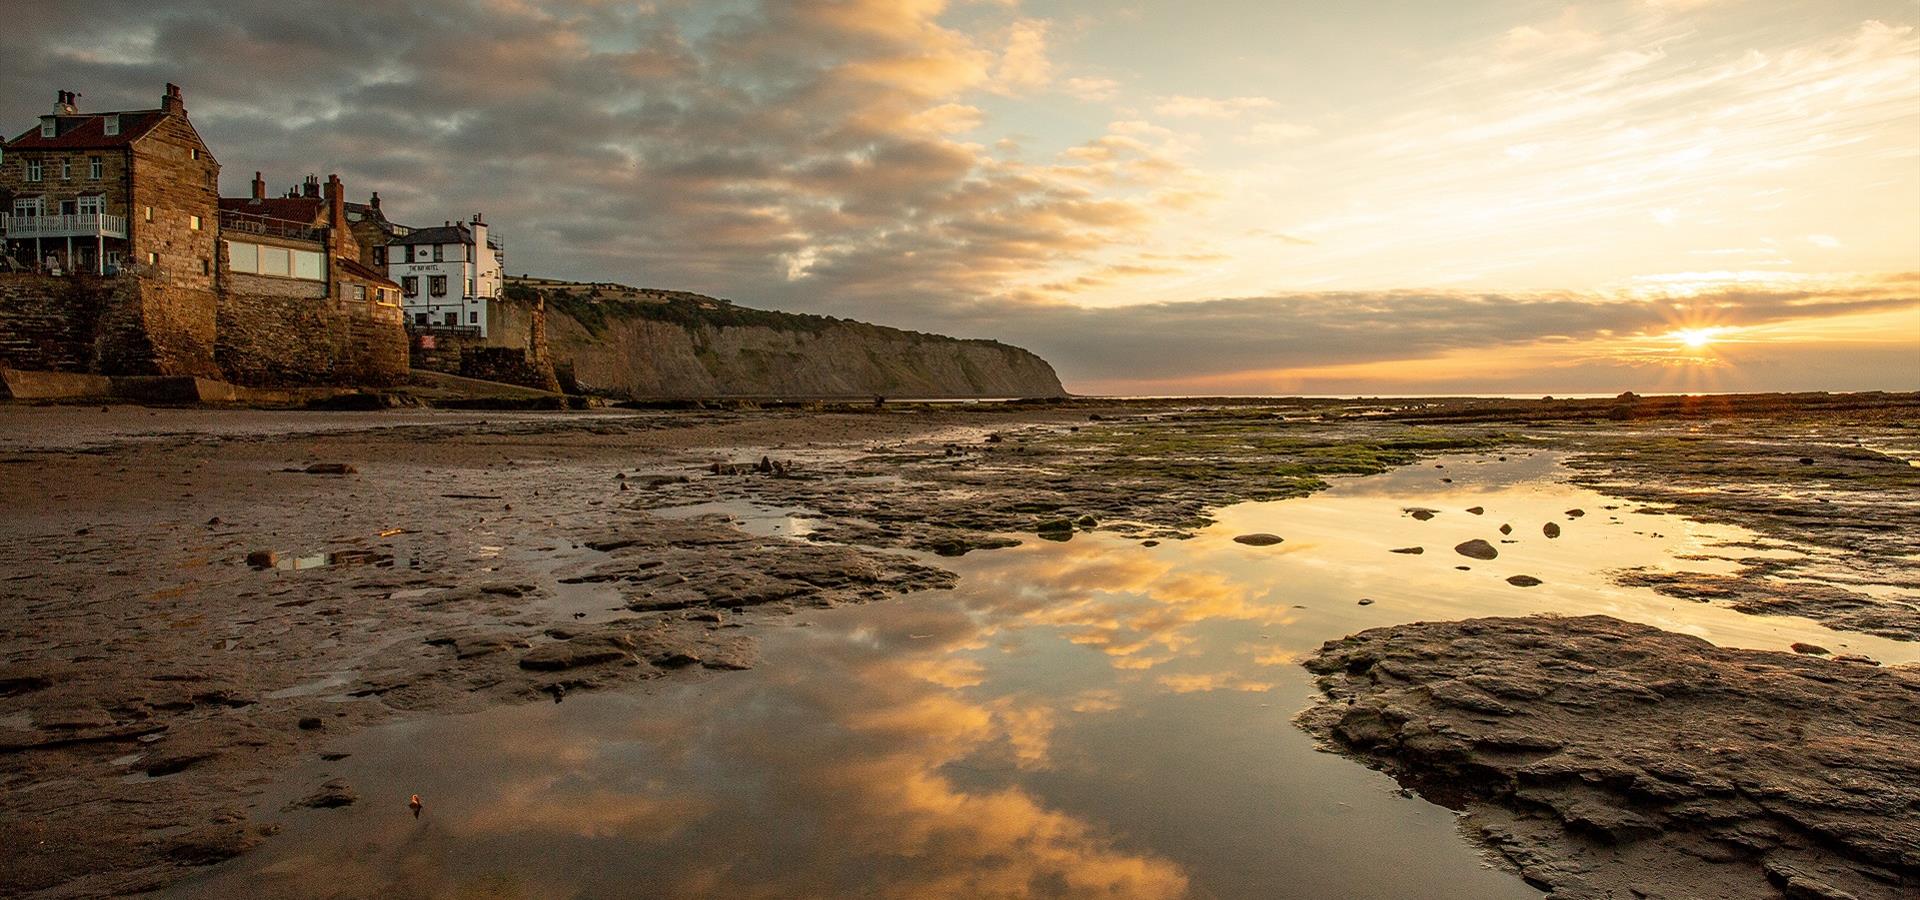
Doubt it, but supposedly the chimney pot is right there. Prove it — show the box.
[370,192,381,211]
[160,82,185,116]
[251,171,266,201]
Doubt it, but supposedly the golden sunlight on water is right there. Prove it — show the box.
[164,452,1907,899]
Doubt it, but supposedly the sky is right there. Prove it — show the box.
[5,0,1917,395]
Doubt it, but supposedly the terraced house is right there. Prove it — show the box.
[0,84,217,284]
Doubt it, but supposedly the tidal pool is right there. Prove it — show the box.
[165,451,1911,898]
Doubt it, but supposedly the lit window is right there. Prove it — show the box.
[147,252,157,265]
[189,215,201,231]
[89,157,102,180]
[25,159,42,182]
[190,148,199,160]
[144,206,153,222]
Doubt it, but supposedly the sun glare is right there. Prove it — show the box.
[1670,327,1723,349]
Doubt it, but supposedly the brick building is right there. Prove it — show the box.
[0,84,218,283]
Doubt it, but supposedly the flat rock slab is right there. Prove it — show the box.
[1233,533,1285,546]
[1298,615,1920,900]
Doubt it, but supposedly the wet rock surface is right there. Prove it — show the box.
[1300,615,1920,900]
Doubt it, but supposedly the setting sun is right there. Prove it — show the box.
[1671,327,1725,349]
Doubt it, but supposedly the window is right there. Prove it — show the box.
[144,206,153,222]
[227,240,257,273]
[24,159,42,182]
[76,196,103,216]
[469,311,478,324]
[103,116,118,137]
[372,246,385,265]
[430,275,448,297]
[445,312,458,326]
[402,276,418,297]
[61,159,72,180]
[432,244,444,262]
[467,279,475,297]
[40,120,54,139]
[190,148,199,160]
[259,246,291,277]
[291,249,322,280]
[189,215,201,231]
[201,258,210,276]
[11,197,41,219]
[146,252,157,265]
[414,313,428,325]
[89,157,102,180]
[353,284,367,301]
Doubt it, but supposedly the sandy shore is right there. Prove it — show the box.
[0,395,1914,897]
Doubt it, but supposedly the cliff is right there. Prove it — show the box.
[494,279,1066,399]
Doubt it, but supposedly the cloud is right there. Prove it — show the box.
[1062,75,1121,101]
[1151,94,1277,118]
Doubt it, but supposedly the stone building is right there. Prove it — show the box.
[0,84,218,283]
[343,192,409,274]
[388,215,504,337]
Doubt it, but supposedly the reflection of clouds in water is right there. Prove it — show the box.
[952,543,1287,671]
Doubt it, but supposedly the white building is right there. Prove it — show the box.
[388,213,502,337]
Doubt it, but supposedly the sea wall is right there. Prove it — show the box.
[0,273,216,377]
[215,289,406,387]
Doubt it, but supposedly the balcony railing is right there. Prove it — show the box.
[218,209,324,242]
[0,212,128,239]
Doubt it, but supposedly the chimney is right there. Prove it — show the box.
[303,174,320,199]
[325,173,355,259]
[369,191,381,212]
[160,83,185,116]
[251,171,267,201]
[54,90,78,115]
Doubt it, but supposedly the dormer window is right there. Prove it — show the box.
[103,115,119,136]
[40,119,54,138]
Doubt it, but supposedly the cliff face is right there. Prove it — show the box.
[493,282,1066,399]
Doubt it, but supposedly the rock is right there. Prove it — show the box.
[1454,539,1499,560]
[297,717,324,730]
[286,778,357,810]
[1299,615,1920,900]
[165,824,277,865]
[518,633,637,671]
[245,550,279,569]
[1789,642,1830,656]
[1466,506,1485,515]
[301,463,357,475]
[1035,518,1075,541]
[1390,547,1424,555]
[1506,575,1543,587]
[1543,522,1561,539]
[1406,508,1438,521]
[1565,508,1585,518]
[1357,598,1374,606]
[1233,533,1285,546]
[1499,524,1512,535]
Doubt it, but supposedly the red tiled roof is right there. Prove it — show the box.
[335,256,399,288]
[5,111,167,150]
[219,196,327,224]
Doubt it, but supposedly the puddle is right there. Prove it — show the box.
[654,499,822,539]
[164,452,1914,899]
[256,549,388,571]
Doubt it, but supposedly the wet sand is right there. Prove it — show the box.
[0,395,1914,897]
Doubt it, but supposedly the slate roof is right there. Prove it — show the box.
[219,196,327,224]
[5,111,167,150]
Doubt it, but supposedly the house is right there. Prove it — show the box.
[343,192,409,275]
[387,214,503,337]
[0,84,218,284]
[218,171,403,312]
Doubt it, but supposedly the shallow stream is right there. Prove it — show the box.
[165,451,1914,898]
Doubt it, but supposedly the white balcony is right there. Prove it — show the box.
[0,213,129,240]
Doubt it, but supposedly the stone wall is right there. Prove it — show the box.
[129,115,219,291]
[0,275,103,371]
[216,290,405,387]
[0,272,215,377]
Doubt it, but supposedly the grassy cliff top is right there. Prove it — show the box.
[504,276,1021,350]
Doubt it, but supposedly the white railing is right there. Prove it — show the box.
[0,213,128,239]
